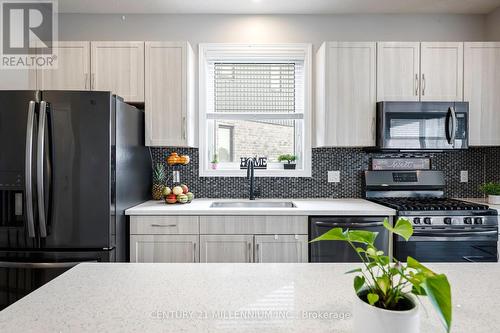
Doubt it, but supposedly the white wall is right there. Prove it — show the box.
[486,7,500,40]
[59,14,487,49]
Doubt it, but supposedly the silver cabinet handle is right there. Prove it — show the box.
[150,224,177,227]
[37,101,48,238]
[193,242,197,263]
[91,73,95,90]
[255,243,260,263]
[421,73,426,96]
[248,242,252,263]
[182,115,186,140]
[25,101,36,238]
[415,73,419,96]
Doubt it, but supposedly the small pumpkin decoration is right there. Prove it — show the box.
[166,152,181,166]
[181,155,190,165]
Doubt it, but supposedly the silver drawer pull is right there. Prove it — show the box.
[151,224,177,227]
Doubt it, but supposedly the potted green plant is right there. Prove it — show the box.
[479,182,500,205]
[277,154,297,170]
[311,218,452,333]
[211,153,219,170]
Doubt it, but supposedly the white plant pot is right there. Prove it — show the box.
[488,195,500,205]
[353,292,420,333]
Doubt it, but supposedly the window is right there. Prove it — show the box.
[199,44,312,177]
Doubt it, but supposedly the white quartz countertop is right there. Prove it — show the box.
[1,263,499,332]
[125,198,396,216]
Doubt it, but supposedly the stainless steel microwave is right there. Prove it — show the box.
[376,101,468,151]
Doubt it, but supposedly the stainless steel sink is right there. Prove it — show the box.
[210,201,296,208]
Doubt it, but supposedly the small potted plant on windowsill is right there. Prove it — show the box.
[277,154,297,170]
[311,218,452,333]
[211,154,219,170]
[480,182,500,205]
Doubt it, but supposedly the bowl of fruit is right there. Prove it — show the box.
[163,184,194,204]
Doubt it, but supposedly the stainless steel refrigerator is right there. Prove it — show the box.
[0,90,150,309]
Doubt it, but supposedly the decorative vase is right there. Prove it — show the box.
[353,291,419,333]
[211,163,218,170]
[488,195,500,205]
[283,163,296,170]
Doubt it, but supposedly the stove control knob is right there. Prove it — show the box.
[424,217,432,225]
[464,217,472,225]
[444,218,452,225]
[474,218,483,225]
[413,217,421,224]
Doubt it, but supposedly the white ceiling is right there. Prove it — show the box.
[59,0,500,15]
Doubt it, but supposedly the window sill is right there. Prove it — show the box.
[199,169,312,178]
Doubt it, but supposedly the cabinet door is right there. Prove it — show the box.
[376,42,420,102]
[320,42,376,146]
[200,235,253,263]
[254,235,308,263]
[464,42,500,146]
[37,41,90,90]
[91,41,144,102]
[130,235,198,263]
[145,42,195,147]
[420,42,463,101]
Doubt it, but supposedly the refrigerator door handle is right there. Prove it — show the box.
[0,260,97,269]
[25,101,36,238]
[37,101,48,238]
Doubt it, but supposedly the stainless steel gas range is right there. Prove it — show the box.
[365,170,499,262]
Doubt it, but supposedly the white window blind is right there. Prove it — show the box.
[214,63,296,113]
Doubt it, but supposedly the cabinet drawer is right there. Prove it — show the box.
[199,216,307,234]
[130,216,199,234]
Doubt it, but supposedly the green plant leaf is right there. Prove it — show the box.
[354,276,365,293]
[367,293,379,306]
[384,218,414,241]
[411,285,427,296]
[407,256,436,277]
[422,274,452,332]
[376,276,390,295]
[309,228,347,242]
[345,268,362,275]
[347,230,378,245]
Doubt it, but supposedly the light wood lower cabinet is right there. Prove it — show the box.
[129,215,309,263]
[254,235,308,263]
[130,234,199,263]
[200,235,253,263]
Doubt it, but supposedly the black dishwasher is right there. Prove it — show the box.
[309,216,389,262]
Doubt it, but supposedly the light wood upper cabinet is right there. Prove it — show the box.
[420,42,463,101]
[254,235,308,263]
[377,42,420,102]
[200,235,253,263]
[37,42,90,91]
[130,234,199,263]
[91,41,145,102]
[315,42,377,147]
[145,41,195,147]
[464,42,500,146]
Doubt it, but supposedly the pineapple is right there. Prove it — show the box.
[152,163,166,200]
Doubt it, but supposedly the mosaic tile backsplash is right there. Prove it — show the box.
[150,147,500,199]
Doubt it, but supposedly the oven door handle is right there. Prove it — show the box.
[462,255,498,263]
[314,221,384,228]
[0,260,97,269]
[412,230,498,237]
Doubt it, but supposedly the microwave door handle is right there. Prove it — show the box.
[37,101,48,238]
[25,101,36,238]
[450,106,457,147]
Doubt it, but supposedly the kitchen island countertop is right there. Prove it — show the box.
[1,262,499,332]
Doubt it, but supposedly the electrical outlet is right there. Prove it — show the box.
[460,170,468,183]
[328,171,340,183]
